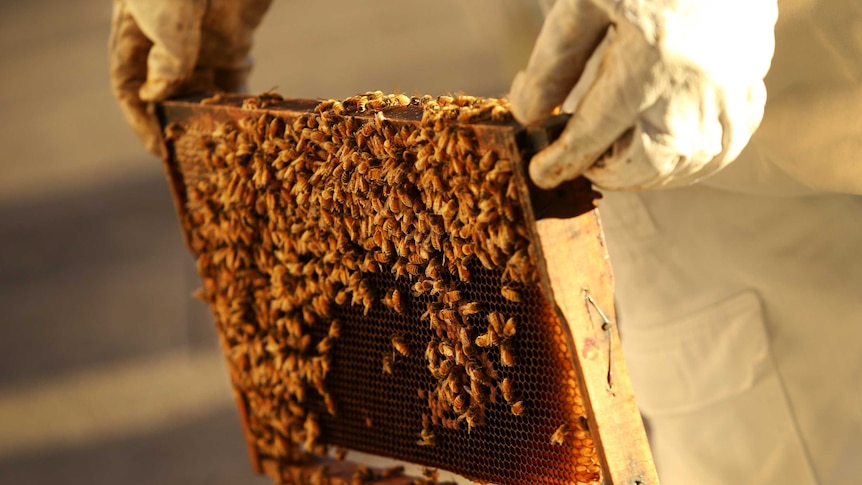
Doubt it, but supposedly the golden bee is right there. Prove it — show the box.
[459,301,483,316]
[438,341,455,358]
[459,403,484,432]
[381,465,405,479]
[503,317,517,339]
[352,465,375,485]
[390,288,404,314]
[382,288,404,314]
[391,335,409,357]
[474,332,493,348]
[437,359,453,377]
[455,260,472,282]
[458,326,473,349]
[425,339,438,362]
[316,337,332,354]
[500,377,515,403]
[500,285,521,303]
[324,393,336,416]
[511,400,526,416]
[417,427,436,447]
[382,355,394,375]
[550,423,570,446]
[405,263,421,276]
[500,340,515,367]
[442,290,462,304]
[452,393,468,414]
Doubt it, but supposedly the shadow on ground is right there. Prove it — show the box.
[0,406,269,485]
[0,174,215,389]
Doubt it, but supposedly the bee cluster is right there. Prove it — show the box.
[175,91,600,484]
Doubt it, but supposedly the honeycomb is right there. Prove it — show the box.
[165,92,602,485]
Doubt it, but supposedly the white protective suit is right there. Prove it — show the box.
[512,0,862,483]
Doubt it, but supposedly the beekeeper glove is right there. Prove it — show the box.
[109,0,273,156]
[510,0,777,190]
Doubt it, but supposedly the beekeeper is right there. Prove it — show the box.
[510,1,862,484]
[109,0,862,483]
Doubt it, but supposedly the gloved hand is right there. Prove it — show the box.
[109,0,273,156]
[510,0,778,190]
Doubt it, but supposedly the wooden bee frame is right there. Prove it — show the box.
[155,93,657,485]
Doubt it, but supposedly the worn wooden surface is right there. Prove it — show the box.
[156,94,657,485]
[536,214,659,485]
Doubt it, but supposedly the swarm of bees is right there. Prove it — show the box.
[175,91,600,484]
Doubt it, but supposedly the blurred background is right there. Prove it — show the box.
[0,1,543,483]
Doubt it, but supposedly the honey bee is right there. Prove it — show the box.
[405,263,421,276]
[459,404,484,432]
[324,393,337,416]
[316,337,332,354]
[502,317,517,339]
[315,98,336,112]
[386,193,402,213]
[442,290,462,304]
[359,254,379,273]
[421,302,440,321]
[431,280,447,296]
[382,465,405,479]
[474,333,493,348]
[500,340,515,367]
[511,400,525,416]
[425,339,438,362]
[438,341,455,358]
[391,258,408,280]
[392,335,409,357]
[163,121,186,141]
[487,312,504,333]
[200,92,224,105]
[395,238,411,259]
[298,333,313,352]
[334,446,347,461]
[272,432,289,456]
[407,252,423,265]
[452,393,468,413]
[454,344,467,366]
[500,377,515,403]
[476,251,493,270]
[437,94,454,105]
[421,467,439,481]
[439,308,458,324]
[381,288,403,313]
[458,326,473,349]
[459,301,482,316]
[373,110,386,129]
[391,93,411,106]
[352,465,375,485]
[465,364,490,388]
[417,427,436,447]
[382,355,394,375]
[390,288,404,314]
[304,413,320,448]
[550,423,570,445]
[500,285,522,303]
[426,171,445,193]
[437,359,453,377]
[395,188,413,209]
